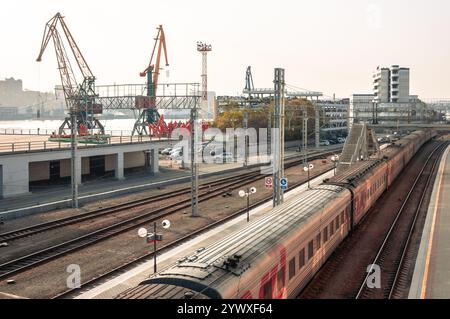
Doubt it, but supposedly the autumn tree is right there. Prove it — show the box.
[212,98,326,142]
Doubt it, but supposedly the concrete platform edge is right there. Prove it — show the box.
[408,145,450,299]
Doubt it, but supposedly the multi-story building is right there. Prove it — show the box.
[390,65,410,103]
[373,65,410,103]
[373,67,390,103]
[350,65,427,125]
[316,99,349,137]
[0,78,62,118]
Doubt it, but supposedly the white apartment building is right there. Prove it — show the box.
[373,65,410,103]
[373,67,390,103]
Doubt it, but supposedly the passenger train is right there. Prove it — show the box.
[116,130,436,299]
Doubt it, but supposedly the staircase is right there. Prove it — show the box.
[336,123,381,174]
[337,124,371,174]
[339,124,364,161]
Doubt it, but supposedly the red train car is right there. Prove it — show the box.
[116,130,435,300]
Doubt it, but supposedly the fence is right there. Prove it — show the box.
[0,135,171,154]
[0,128,134,137]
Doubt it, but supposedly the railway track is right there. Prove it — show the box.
[0,149,338,243]
[355,142,447,299]
[0,172,263,279]
[53,167,334,299]
[0,171,259,242]
[0,151,337,282]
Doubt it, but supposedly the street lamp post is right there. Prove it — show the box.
[303,164,314,189]
[138,219,171,274]
[331,155,340,176]
[239,187,257,222]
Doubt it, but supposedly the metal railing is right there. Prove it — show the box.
[95,83,200,98]
[0,135,172,154]
[0,128,140,137]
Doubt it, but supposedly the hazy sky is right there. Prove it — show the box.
[1,0,449,99]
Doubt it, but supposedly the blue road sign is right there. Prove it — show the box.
[280,177,288,190]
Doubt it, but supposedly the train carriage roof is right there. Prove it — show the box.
[116,283,210,299]
[121,185,348,299]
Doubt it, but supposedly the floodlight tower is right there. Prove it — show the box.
[197,42,212,107]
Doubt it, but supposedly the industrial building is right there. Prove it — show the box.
[350,65,431,125]
[0,138,166,198]
[315,99,349,137]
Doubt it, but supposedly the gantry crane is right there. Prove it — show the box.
[36,12,106,141]
[132,25,169,136]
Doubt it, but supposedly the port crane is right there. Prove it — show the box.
[133,25,169,136]
[36,12,106,142]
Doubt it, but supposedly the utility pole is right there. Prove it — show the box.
[197,42,212,109]
[315,102,320,148]
[268,113,272,156]
[190,107,199,217]
[303,108,308,183]
[244,112,248,167]
[153,222,157,273]
[272,68,285,207]
[70,110,78,208]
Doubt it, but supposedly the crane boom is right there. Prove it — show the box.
[132,25,169,136]
[58,15,94,79]
[36,13,104,137]
[140,25,169,97]
[37,13,79,101]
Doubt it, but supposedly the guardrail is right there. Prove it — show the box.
[0,136,172,154]
[0,128,135,137]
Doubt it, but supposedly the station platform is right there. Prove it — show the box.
[75,169,335,299]
[409,145,450,299]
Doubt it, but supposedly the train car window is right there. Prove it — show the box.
[262,281,272,299]
[329,222,334,235]
[323,227,328,242]
[299,249,306,268]
[308,241,314,259]
[335,217,339,231]
[316,234,321,249]
[289,258,296,280]
[341,211,345,225]
[277,268,285,292]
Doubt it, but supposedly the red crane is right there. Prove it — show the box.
[140,25,169,98]
[133,25,169,136]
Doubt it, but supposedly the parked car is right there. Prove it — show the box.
[169,148,183,160]
[214,152,233,163]
[337,137,346,143]
[328,139,338,145]
[319,140,330,146]
[161,147,173,155]
[169,147,183,155]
